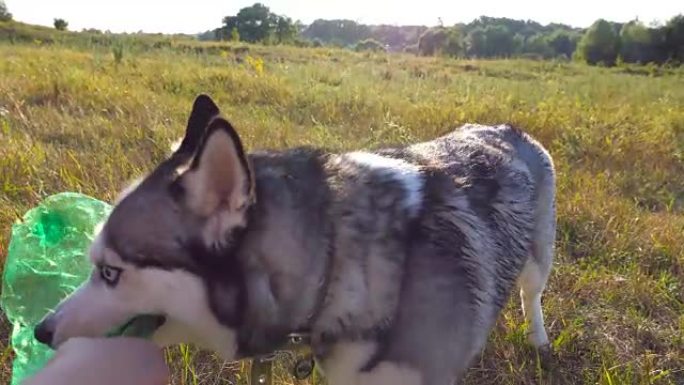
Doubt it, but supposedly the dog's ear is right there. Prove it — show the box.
[179,117,255,246]
[173,94,220,159]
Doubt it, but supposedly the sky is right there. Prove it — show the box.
[5,0,683,34]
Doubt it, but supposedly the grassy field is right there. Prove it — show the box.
[1,21,683,385]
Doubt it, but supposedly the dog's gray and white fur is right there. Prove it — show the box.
[35,95,556,385]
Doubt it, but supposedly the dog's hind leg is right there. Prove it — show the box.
[518,259,551,349]
[518,163,555,349]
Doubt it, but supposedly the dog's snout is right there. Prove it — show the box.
[34,320,55,346]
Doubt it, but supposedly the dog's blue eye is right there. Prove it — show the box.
[100,265,122,286]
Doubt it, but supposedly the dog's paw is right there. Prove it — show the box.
[533,343,555,371]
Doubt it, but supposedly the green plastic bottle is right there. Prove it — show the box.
[1,192,160,385]
[1,192,112,384]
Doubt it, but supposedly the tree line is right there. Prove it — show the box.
[3,0,682,66]
[201,4,684,66]
[412,16,684,65]
[575,17,684,65]
[415,17,582,60]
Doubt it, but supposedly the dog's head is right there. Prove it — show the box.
[34,95,255,359]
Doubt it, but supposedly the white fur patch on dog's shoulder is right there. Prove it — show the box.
[170,137,183,153]
[345,151,424,217]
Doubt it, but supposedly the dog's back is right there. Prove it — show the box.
[316,124,555,385]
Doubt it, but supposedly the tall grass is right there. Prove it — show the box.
[0,22,683,385]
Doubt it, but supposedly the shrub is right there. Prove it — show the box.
[354,38,385,52]
[112,43,124,64]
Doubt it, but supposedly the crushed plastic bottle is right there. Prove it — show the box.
[0,193,110,384]
[1,192,112,384]
[1,192,161,385]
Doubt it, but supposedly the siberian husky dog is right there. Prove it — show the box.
[35,94,556,385]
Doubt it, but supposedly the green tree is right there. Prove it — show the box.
[465,27,487,57]
[663,14,684,62]
[444,27,464,57]
[230,26,240,42]
[222,3,296,44]
[525,34,553,58]
[222,3,272,43]
[620,20,656,63]
[275,15,297,43]
[512,34,525,54]
[0,0,12,22]
[417,27,463,57]
[418,28,446,56]
[547,30,578,58]
[482,25,514,57]
[576,19,620,65]
[54,18,68,31]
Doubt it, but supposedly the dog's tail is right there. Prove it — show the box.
[509,127,556,274]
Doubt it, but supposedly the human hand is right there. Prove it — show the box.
[23,337,169,385]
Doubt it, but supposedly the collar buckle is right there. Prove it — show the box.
[250,332,315,385]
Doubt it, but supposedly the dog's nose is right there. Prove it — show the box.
[34,321,54,346]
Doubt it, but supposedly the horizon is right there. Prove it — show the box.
[5,0,684,35]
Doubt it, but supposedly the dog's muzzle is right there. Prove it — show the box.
[33,314,167,349]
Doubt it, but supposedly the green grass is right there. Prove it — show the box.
[1,20,683,385]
